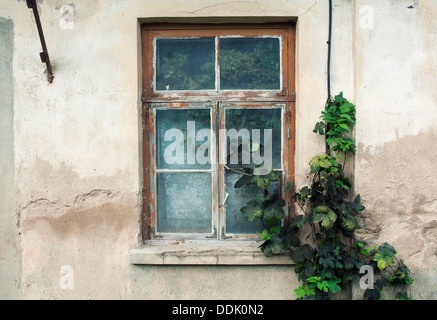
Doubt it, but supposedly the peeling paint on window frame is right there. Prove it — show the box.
[153,34,283,93]
[141,23,296,242]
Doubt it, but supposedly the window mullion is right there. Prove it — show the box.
[217,102,227,239]
[210,102,220,239]
[215,36,220,92]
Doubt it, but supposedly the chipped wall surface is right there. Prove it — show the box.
[0,0,435,299]
[353,0,437,299]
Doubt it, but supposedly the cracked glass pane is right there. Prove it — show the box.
[156,108,211,170]
[157,172,212,233]
[220,37,280,90]
[156,38,216,91]
[225,171,280,234]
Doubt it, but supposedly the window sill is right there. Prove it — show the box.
[129,240,295,265]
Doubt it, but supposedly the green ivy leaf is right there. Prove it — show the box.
[260,244,273,257]
[240,199,263,222]
[260,236,283,257]
[313,121,325,135]
[312,206,337,229]
[266,171,281,182]
[260,229,271,241]
[342,252,357,271]
[262,195,285,222]
[340,113,352,121]
[364,288,381,300]
[234,172,254,188]
[270,238,283,254]
[379,242,397,256]
[291,215,307,229]
[338,123,350,132]
[293,186,311,206]
[375,256,389,271]
[270,225,281,235]
[374,277,389,291]
[356,241,365,248]
[310,155,332,173]
[334,92,346,104]
[339,102,354,113]
[317,245,333,258]
[263,204,283,221]
[278,225,300,249]
[319,256,335,269]
[355,258,365,270]
[292,244,314,264]
[254,176,270,190]
[326,137,336,145]
[326,130,338,135]
[327,278,342,293]
[355,204,365,212]
[373,243,396,271]
[274,197,286,207]
[317,282,324,291]
[339,212,358,232]
[295,261,316,282]
[294,285,315,299]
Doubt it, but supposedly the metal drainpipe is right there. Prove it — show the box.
[326,0,333,156]
[26,0,54,83]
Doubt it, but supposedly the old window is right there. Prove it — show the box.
[141,23,295,241]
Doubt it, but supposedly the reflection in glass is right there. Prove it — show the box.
[220,37,280,90]
[225,171,280,234]
[156,38,215,90]
[225,108,282,169]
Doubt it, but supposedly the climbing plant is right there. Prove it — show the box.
[236,92,413,300]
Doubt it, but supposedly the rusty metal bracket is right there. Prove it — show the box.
[26,0,54,83]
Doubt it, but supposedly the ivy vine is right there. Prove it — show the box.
[236,92,413,300]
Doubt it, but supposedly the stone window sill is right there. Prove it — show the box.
[129,240,295,265]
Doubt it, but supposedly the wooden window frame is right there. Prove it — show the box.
[141,23,296,242]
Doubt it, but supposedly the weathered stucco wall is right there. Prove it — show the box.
[0,16,21,300]
[353,0,437,299]
[0,0,435,299]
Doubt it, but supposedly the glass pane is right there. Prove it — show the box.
[225,171,280,234]
[157,172,212,233]
[156,38,215,90]
[156,109,211,170]
[220,37,280,90]
[225,108,282,170]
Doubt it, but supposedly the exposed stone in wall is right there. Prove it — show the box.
[355,129,437,299]
[19,187,139,299]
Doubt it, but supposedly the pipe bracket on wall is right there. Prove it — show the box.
[26,0,54,83]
